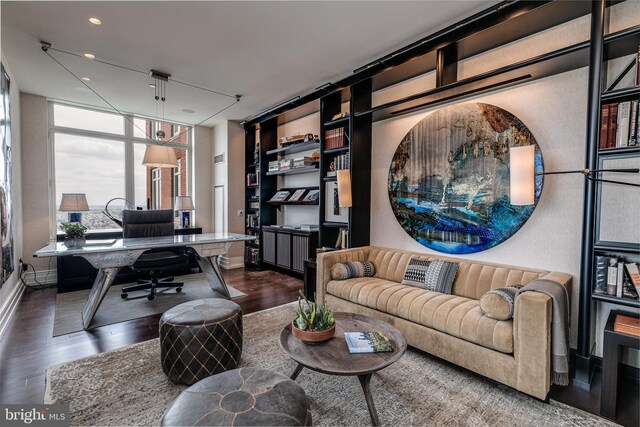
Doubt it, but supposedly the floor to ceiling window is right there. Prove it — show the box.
[50,102,192,231]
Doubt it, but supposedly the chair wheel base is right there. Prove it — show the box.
[176,287,182,293]
[121,293,128,299]
[148,294,155,301]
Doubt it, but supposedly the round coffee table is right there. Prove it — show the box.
[279,312,407,426]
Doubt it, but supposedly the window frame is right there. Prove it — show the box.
[48,101,193,237]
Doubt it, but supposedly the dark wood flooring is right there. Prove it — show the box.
[0,268,637,427]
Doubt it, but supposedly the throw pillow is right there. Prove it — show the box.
[401,257,431,287]
[331,261,376,280]
[479,285,523,320]
[424,260,459,294]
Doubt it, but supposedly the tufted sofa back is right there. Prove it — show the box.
[366,246,550,300]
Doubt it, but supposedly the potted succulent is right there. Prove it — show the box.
[60,223,87,248]
[292,291,335,344]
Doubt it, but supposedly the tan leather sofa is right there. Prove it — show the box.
[316,246,571,400]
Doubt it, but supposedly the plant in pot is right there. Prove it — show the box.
[60,223,87,248]
[292,291,335,344]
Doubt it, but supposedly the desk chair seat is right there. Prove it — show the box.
[120,209,189,301]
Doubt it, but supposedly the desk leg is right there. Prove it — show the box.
[196,255,231,299]
[81,267,121,329]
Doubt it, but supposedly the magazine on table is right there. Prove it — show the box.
[344,331,394,354]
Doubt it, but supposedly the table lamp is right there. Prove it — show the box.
[175,196,195,228]
[59,193,90,223]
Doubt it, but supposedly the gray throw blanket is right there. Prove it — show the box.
[517,279,570,386]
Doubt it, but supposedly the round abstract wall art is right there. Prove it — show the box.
[388,103,543,254]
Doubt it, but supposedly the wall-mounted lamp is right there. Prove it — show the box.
[509,145,639,206]
[336,169,353,208]
[175,196,195,228]
[59,193,90,223]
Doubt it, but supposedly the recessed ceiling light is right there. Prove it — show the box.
[81,77,91,81]
[84,53,95,59]
[148,83,156,88]
[89,18,102,25]
[182,108,196,114]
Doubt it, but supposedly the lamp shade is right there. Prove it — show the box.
[509,145,535,206]
[336,169,353,208]
[175,196,195,211]
[58,193,90,212]
[142,145,178,168]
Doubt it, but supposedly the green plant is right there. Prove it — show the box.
[295,290,334,331]
[60,223,87,239]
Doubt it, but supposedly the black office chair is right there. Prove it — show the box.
[120,209,190,301]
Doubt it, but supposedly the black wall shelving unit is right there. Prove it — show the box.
[242,1,639,383]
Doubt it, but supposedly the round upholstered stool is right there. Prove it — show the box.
[160,298,242,385]
[161,368,312,426]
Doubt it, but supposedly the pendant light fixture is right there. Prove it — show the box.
[142,70,178,168]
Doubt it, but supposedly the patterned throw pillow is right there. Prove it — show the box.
[424,260,459,294]
[401,257,431,287]
[331,261,376,280]
[402,257,459,294]
[479,285,523,320]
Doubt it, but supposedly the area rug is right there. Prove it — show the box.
[45,302,611,426]
[53,273,245,336]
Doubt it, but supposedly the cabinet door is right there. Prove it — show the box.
[292,234,309,273]
[276,232,291,268]
[263,230,276,265]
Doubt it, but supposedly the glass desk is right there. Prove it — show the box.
[35,233,255,330]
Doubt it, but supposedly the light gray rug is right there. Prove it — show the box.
[53,272,245,336]
[45,302,611,427]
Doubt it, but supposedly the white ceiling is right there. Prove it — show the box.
[2,1,496,127]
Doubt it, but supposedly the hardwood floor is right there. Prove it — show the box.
[0,268,303,405]
[1,268,637,427]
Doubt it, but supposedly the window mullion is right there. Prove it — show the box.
[124,114,135,206]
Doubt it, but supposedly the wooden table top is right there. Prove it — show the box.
[279,312,407,376]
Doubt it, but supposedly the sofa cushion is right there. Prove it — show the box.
[479,286,522,320]
[331,261,376,280]
[327,278,513,354]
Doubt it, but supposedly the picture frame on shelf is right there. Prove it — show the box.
[270,191,291,202]
[288,189,307,202]
[302,189,320,202]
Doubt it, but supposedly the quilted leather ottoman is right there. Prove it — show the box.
[160,368,312,426]
[160,298,242,385]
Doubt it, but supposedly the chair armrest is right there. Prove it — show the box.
[316,247,370,303]
[513,291,552,400]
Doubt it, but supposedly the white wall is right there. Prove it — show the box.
[0,56,23,337]
[194,125,213,233]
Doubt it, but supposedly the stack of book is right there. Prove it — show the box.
[600,100,639,149]
[594,256,640,299]
[335,228,349,249]
[292,157,314,168]
[325,127,347,149]
[268,161,280,172]
[334,153,350,171]
[245,247,259,265]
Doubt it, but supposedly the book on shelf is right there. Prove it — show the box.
[344,331,394,354]
[270,191,291,202]
[288,189,307,202]
[614,314,640,337]
[268,160,280,172]
[600,100,639,148]
[335,228,348,249]
[625,262,640,295]
[607,257,619,296]
[300,224,319,231]
[324,127,347,150]
[616,260,624,298]
[249,202,260,209]
[594,255,609,294]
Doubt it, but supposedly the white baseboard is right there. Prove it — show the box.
[219,256,244,270]
[23,269,57,287]
[0,281,25,339]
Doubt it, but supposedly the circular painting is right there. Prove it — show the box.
[388,103,543,254]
